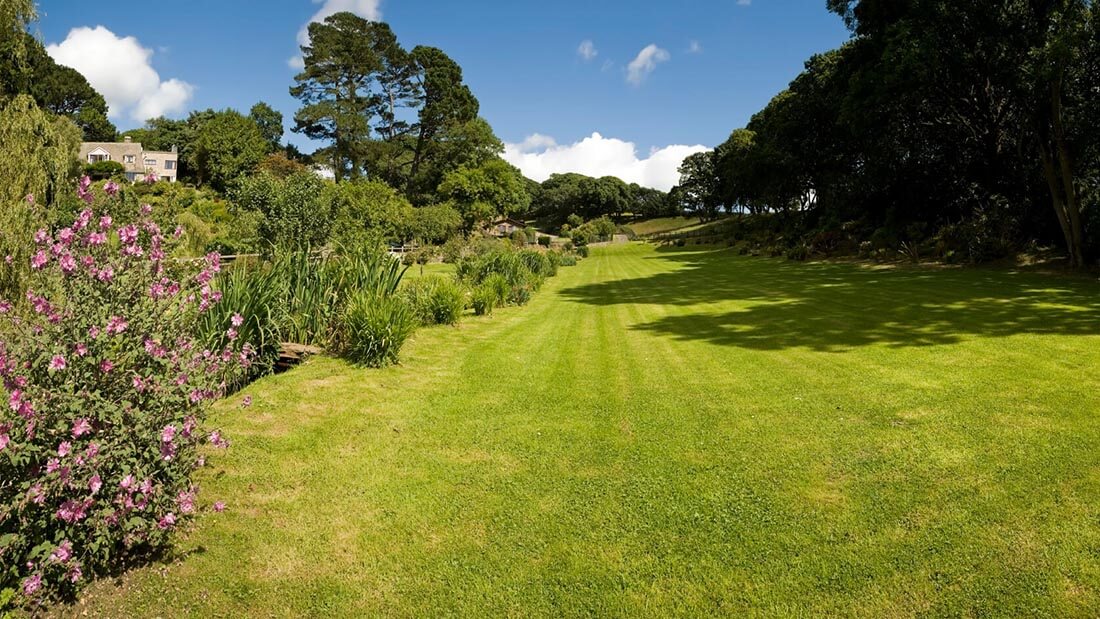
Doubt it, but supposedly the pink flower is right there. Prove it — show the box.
[105,316,128,334]
[226,328,238,341]
[213,501,226,513]
[67,564,83,583]
[89,474,102,494]
[231,313,244,327]
[99,359,114,373]
[46,458,61,473]
[96,266,115,282]
[157,512,176,529]
[99,214,113,229]
[29,483,45,504]
[0,433,9,451]
[72,418,93,437]
[208,430,228,449]
[33,229,49,244]
[173,225,185,239]
[59,253,76,273]
[8,389,22,411]
[75,342,88,357]
[132,375,146,392]
[140,478,153,495]
[103,182,120,197]
[89,325,101,339]
[72,418,92,437]
[118,224,138,244]
[22,574,41,596]
[141,203,153,214]
[49,354,67,371]
[49,540,73,563]
[56,498,91,523]
[85,443,100,459]
[177,488,196,514]
[242,395,252,408]
[58,441,72,457]
[30,250,48,270]
[86,231,107,246]
[120,474,135,490]
[57,227,75,245]
[25,193,34,205]
[161,425,176,443]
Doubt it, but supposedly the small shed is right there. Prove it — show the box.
[487,218,527,238]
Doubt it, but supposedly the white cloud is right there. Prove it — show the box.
[577,40,598,62]
[688,40,703,54]
[626,44,670,86]
[291,0,382,67]
[738,0,752,5]
[504,132,709,191]
[46,26,194,123]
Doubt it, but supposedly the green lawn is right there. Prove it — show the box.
[72,244,1100,617]
[398,260,455,283]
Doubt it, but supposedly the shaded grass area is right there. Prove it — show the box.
[66,243,1100,617]
[626,216,710,236]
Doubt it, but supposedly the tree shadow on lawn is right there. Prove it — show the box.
[559,246,1100,351]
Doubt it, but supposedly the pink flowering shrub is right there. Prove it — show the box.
[0,179,253,604]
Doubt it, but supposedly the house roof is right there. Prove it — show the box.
[491,218,527,227]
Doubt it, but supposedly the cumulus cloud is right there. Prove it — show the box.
[688,40,703,54]
[47,26,194,123]
[626,44,670,86]
[290,0,382,67]
[577,40,598,62]
[503,132,709,191]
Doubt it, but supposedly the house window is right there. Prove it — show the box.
[144,158,157,167]
[164,160,176,170]
[87,154,109,163]
[124,155,135,164]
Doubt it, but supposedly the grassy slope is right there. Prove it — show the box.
[626,217,706,236]
[70,244,1100,617]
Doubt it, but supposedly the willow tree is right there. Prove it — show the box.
[0,95,80,299]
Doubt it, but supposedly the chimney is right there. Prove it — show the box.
[171,145,177,154]
[124,136,132,143]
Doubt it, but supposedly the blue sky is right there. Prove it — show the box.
[37,0,850,189]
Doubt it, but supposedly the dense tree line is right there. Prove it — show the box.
[529,173,674,224]
[677,1,1100,266]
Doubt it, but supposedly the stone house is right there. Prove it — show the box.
[79,136,179,183]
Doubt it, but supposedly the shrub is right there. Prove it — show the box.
[0,188,249,605]
[340,293,417,367]
[483,273,510,307]
[559,253,578,267]
[519,250,555,278]
[198,259,284,378]
[577,245,590,257]
[471,285,496,316]
[83,161,124,181]
[537,235,551,247]
[401,276,465,326]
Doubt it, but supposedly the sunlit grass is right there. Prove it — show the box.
[71,243,1100,617]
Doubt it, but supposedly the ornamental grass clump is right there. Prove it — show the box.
[401,275,465,326]
[0,180,251,605]
[340,293,417,367]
